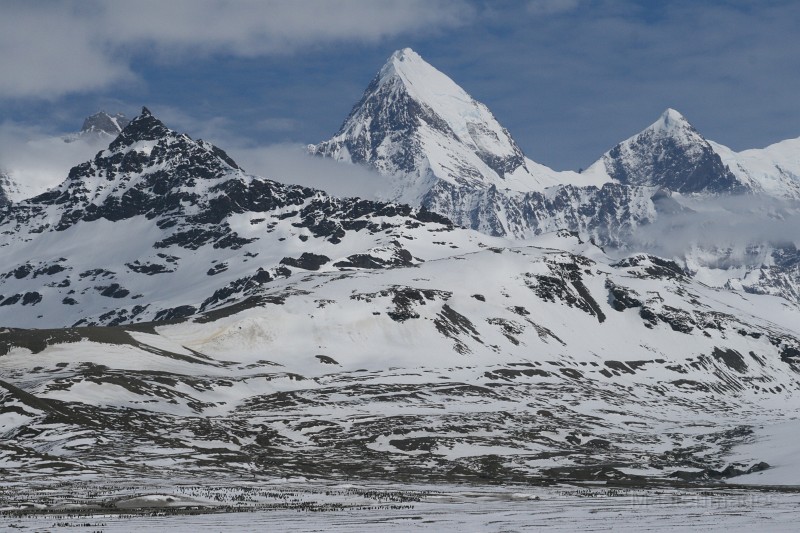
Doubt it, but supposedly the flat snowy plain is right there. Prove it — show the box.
[3,479,800,531]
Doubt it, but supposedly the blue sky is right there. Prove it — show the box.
[1,0,799,171]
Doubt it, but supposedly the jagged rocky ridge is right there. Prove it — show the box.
[0,108,475,327]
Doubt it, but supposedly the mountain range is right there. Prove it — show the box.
[311,49,800,304]
[311,49,800,206]
[1,48,800,487]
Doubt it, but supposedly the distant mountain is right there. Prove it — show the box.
[64,110,130,142]
[312,54,800,305]
[0,168,25,205]
[709,136,800,200]
[580,109,800,303]
[311,48,662,241]
[584,108,800,200]
[0,171,15,207]
[583,109,746,194]
[311,48,599,203]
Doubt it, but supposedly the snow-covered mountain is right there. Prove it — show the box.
[312,54,800,304]
[584,108,800,200]
[311,48,596,201]
[3,104,800,487]
[65,110,130,142]
[709,136,800,200]
[310,48,620,239]
[583,109,745,194]
[0,107,489,328]
[582,110,800,304]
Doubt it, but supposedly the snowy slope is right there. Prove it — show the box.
[709,137,800,200]
[2,230,800,484]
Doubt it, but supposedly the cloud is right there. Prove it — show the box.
[0,3,134,100]
[228,143,395,200]
[0,122,107,199]
[0,0,472,99]
[628,194,800,266]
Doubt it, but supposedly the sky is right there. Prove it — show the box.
[1,0,799,173]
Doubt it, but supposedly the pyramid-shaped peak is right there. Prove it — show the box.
[313,48,545,198]
[377,48,466,98]
[108,106,171,150]
[650,108,693,134]
[590,106,744,193]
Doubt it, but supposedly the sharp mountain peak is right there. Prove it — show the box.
[648,107,697,137]
[108,106,174,150]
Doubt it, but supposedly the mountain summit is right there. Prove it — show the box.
[311,48,591,205]
[584,108,745,194]
[0,107,472,327]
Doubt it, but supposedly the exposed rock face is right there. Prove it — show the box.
[0,171,12,207]
[585,108,746,194]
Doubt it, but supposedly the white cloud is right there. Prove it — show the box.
[0,3,134,99]
[629,194,800,261]
[0,0,471,99]
[228,143,395,200]
[0,121,107,199]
